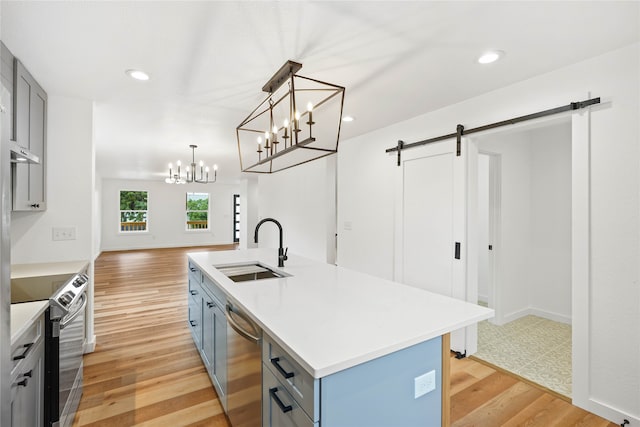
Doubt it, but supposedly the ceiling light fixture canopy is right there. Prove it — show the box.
[125,69,150,81]
[477,50,504,64]
[237,60,345,174]
[165,145,218,184]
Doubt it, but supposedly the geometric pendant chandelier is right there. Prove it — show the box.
[236,60,345,173]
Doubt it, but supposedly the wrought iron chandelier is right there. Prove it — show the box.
[165,145,218,184]
[237,60,345,173]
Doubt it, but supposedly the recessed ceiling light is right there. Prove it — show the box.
[477,50,504,65]
[342,116,355,122]
[125,69,150,81]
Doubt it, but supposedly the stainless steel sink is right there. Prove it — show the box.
[215,263,289,283]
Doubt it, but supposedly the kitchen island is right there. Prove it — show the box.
[188,248,493,426]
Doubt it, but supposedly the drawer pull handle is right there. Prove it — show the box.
[190,320,197,327]
[16,378,29,387]
[23,370,33,378]
[189,267,197,272]
[270,357,294,379]
[12,343,34,361]
[190,290,198,295]
[269,387,293,413]
[207,302,215,308]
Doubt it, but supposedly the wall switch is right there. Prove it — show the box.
[414,370,436,399]
[52,227,76,241]
[344,221,352,231]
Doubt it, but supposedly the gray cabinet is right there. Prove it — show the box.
[1,43,14,149]
[187,263,228,410]
[12,58,47,211]
[188,268,202,347]
[10,312,45,427]
[262,334,318,427]
[201,284,227,410]
[262,332,443,427]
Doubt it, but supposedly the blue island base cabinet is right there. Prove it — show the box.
[263,334,443,427]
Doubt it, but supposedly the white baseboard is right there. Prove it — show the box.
[83,334,96,354]
[527,307,571,325]
[577,396,639,427]
[499,307,572,326]
[100,241,236,252]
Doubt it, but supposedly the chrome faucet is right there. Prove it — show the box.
[254,218,288,267]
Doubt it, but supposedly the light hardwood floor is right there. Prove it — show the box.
[73,246,618,427]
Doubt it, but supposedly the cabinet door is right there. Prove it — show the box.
[212,302,227,400]
[1,42,14,144]
[202,298,215,368]
[11,340,44,427]
[13,59,47,211]
[202,297,227,407]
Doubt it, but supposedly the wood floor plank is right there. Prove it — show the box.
[73,246,619,427]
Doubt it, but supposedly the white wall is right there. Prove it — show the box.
[477,154,489,302]
[11,96,94,264]
[257,156,336,264]
[335,43,639,423]
[238,178,259,250]
[478,131,533,323]
[529,123,572,322]
[476,122,572,325]
[100,178,241,251]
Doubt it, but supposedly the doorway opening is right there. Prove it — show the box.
[472,119,573,398]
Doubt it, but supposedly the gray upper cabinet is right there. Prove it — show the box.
[12,57,47,211]
[1,43,14,149]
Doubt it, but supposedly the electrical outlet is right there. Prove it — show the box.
[414,370,436,399]
[52,227,76,241]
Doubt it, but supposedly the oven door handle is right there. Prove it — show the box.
[60,293,87,330]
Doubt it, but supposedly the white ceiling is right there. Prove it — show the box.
[2,1,638,183]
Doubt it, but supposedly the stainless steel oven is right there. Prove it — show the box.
[11,267,89,427]
[45,272,88,427]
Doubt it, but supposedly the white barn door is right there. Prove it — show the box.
[394,138,475,355]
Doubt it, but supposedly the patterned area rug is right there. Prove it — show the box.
[474,314,572,397]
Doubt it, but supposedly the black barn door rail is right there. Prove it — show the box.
[387,97,600,165]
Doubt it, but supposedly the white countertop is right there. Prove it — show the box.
[189,248,494,378]
[11,260,89,280]
[11,301,49,343]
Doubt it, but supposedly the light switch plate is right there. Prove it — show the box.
[53,227,76,241]
[414,370,436,399]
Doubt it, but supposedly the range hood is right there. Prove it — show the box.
[9,140,40,164]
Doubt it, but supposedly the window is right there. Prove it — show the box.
[233,194,240,243]
[120,190,148,232]
[186,192,209,230]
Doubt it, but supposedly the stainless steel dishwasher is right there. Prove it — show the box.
[225,301,262,427]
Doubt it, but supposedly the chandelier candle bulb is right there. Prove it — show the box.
[307,102,315,139]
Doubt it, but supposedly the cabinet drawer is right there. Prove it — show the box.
[263,366,316,427]
[202,275,226,306]
[263,334,318,422]
[188,262,201,286]
[11,314,43,376]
